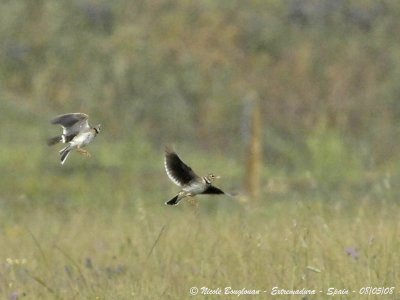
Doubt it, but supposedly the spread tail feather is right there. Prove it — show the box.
[59,146,72,165]
[165,195,180,206]
[47,135,62,146]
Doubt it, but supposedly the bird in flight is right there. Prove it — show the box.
[47,113,101,165]
[164,146,229,205]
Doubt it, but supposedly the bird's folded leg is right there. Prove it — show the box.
[187,197,199,208]
[77,148,91,158]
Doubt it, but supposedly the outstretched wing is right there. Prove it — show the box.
[164,147,200,187]
[202,185,225,195]
[51,113,90,136]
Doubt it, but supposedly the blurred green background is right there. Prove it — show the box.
[2,0,400,206]
[1,1,400,298]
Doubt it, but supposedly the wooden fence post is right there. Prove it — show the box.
[243,92,263,199]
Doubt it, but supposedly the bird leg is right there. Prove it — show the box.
[187,196,199,208]
[77,147,91,158]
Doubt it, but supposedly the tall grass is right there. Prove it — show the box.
[0,196,398,299]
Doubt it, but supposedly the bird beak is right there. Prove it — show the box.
[216,175,221,179]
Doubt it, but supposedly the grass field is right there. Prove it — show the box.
[0,145,399,299]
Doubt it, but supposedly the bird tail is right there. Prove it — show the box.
[165,194,181,206]
[59,146,72,165]
[47,135,62,146]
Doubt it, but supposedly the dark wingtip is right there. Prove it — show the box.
[202,185,226,195]
[165,195,179,205]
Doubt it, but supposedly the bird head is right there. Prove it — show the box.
[205,173,220,184]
